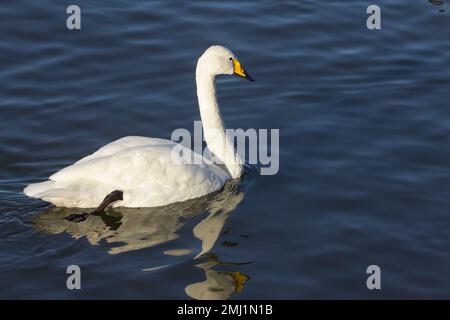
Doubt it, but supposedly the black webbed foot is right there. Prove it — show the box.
[65,212,89,223]
[64,190,123,223]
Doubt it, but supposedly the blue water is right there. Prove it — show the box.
[1,0,450,299]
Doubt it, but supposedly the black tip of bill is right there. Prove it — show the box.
[246,73,255,82]
[235,71,255,82]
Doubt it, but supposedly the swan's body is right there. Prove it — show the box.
[24,46,253,208]
[25,136,229,208]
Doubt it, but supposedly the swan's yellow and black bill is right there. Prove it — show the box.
[233,59,254,82]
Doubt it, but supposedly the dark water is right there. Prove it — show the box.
[1,0,449,299]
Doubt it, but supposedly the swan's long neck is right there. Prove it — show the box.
[196,65,243,179]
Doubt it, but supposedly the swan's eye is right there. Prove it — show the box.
[229,57,233,61]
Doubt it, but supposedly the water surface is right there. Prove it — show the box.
[1,1,450,299]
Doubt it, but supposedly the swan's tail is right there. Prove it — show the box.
[24,180,85,207]
[24,180,56,198]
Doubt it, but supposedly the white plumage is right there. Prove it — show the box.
[24,45,252,208]
[25,136,228,207]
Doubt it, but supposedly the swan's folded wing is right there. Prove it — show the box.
[44,144,227,207]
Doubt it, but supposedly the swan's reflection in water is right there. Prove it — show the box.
[33,173,254,299]
[186,254,250,300]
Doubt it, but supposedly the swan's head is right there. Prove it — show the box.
[197,45,254,81]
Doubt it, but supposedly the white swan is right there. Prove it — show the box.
[24,45,254,211]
